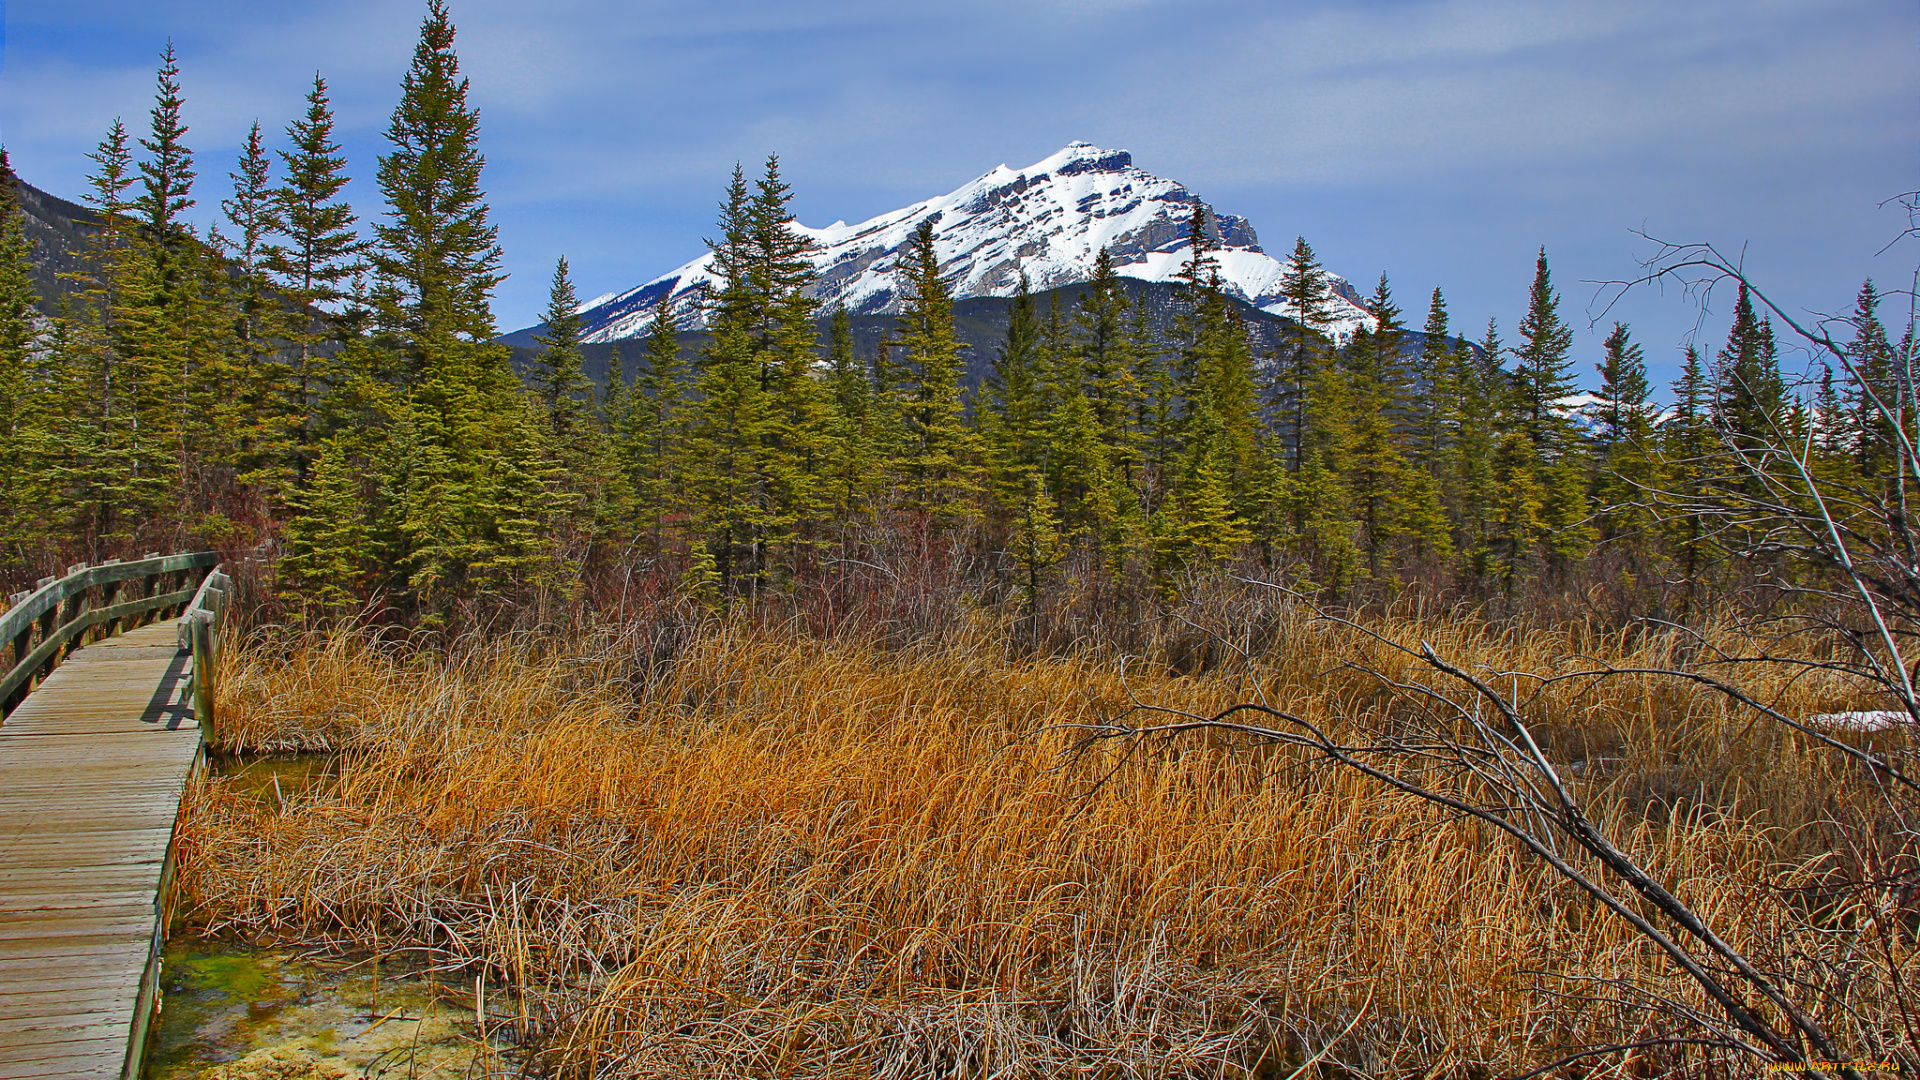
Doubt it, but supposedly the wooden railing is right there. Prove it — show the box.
[0,552,221,718]
[177,563,233,738]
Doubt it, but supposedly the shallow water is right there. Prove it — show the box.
[213,752,337,806]
[146,754,507,1079]
[141,940,498,1079]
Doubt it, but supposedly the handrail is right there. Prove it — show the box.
[0,552,221,716]
[179,565,232,742]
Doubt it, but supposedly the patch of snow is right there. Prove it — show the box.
[1805,711,1912,733]
[572,143,1376,345]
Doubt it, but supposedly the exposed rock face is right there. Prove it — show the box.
[6,170,99,315]
[560,142,1374,346]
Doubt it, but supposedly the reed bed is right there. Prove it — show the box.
[174,603,1915,1077]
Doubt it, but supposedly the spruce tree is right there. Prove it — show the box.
[684,166,767,593]
[1075,247,1138,460]
[1489,431,1545,600]
[1410,287,1455,476]
[823,304,879,539]
[1593,322,1649,447]
[1590,322,1653,543]
[1341,274,1446,573]
[214,122,295,497]
[0,150,37,553]
[45,122,149,550]
[1274,237,1332,474]
[1008,469,1065,620]
[277,435,373,616]
[120,44,203,507]
[1812,363,1852,470]
[1452,319,1507,572]
[601,340,628,437]
[982,274,1048,527]
[681,156,826,593]
[1843,279,1898,476]
[1662,346,1715,618]
[891,218,979,525]
[986,272,1044,441]
[531,256,592,434]
[749,155,829,573]
[1129,301,1173,521]
[368,0,560,617]
[265,72,362,468]
[1290,328,1359,588]
[1176,201,1219,292]
[1713,282,1786,444]
[136,43,196,249]
[374,0,505,353]
[628,294,686,537]
[1512,248,1576,449]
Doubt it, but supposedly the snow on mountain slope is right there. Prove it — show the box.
[570,143,1375,344]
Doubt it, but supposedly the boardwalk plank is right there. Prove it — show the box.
[0,619,202,1080]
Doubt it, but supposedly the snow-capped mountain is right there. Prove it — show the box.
[568,142,1376,344]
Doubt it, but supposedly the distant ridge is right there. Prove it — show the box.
[5,168,99,315]
[508,143,1376,347]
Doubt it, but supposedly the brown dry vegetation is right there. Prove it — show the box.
[173,598,1918,1077]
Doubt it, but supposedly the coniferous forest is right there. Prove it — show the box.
[1,0,1904,634]
[10,6,1920,1075]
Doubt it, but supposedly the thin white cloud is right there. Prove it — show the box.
[0,0,1909,344]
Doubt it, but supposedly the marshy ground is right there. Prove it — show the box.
[161,599,1916,1077]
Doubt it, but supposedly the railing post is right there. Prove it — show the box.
[139,553,160,629]
[99,559,123,638]
[190,614,216,744]
[9,592,29,673]
[35,582,58,686]
[5,591,28,714]
[60,564,86,658]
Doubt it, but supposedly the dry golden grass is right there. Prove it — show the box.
[174,604,1918,1077]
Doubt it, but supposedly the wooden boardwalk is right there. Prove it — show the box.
[0,620,202,1079]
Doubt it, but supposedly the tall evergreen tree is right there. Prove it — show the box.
[136,43,196,249]
[1075,247,1138,453]
[891,218,979,525]
[1843,279,1900,477]
[373,0,505,354]
[1409,287,1455,476]
[682,156,824,593]
[1512,248,1576,449]
[1662,346,1716,618]
[1275,237,1332,474]
[264,72,362,468]
[0,150,37,554]
[1341,274,1447,572]
[1593,322,1650,447]
[1713,282,1786,444]
[210,122,294,497]
[77,120,139,313]
[822,304,880,538]
[44,122,152,550]
[366,0,562,616]
[748,155,830,571]
[683,165,767,593]
[1590,322,1654,544]
[626,295,686,537]
[531,256,592,434]
[982,273,1049,519]
[1454,319,1508,577]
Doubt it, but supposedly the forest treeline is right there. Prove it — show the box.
[0,1,1908,628]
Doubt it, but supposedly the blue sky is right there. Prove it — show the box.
[2,0,1914,392]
